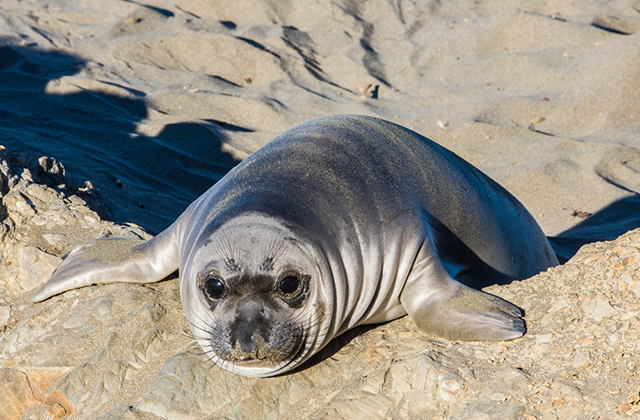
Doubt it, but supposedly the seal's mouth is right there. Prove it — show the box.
[210,335,307,376]
[202,309,308,365]
[227,332,293,362]
[229,358,283,368]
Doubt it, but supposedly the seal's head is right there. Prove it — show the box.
[182,214,331,377]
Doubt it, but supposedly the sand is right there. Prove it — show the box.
[1,0,640,418]
[1,0,639,257]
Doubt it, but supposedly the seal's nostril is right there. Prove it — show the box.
[231,329,271,360]
[238,332,257,353]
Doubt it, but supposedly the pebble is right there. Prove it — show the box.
[583,295,614,322]
[437,373,463,402]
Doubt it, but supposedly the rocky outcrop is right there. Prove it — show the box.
[1,151,639,419]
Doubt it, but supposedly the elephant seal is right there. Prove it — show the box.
[32,114,558,377]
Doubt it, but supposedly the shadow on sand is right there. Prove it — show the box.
[550,195,640,263]
[0,42,243,234]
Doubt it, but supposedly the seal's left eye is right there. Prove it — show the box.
[204,277,225,300]
[279,275,300,294]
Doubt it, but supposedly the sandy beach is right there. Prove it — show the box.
[2,0,640,418]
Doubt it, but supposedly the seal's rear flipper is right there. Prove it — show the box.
[32,229,179,302]
[400,241,525,341]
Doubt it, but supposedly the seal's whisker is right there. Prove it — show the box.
[270,237,287,266]
[185,313,218,336]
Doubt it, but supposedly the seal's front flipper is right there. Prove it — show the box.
[400,242,525,341]
[32,228,179,302]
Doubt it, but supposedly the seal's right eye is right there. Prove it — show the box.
[204,277,226,300]
[279,275,300,294]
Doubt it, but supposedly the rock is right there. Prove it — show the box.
[437,372,463,402]
[0,368,41,420]
[313,391,394,419]
[0,367,74,420]
[0,305,11,328]
[137,352,252,418]
[96,405,140,420]
[46,404,67,420]
[582,294,614,322]
[13,246,60,292]
[2,151,640,419]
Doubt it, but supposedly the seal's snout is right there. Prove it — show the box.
[230,299,274,360]
[231,331,271,361]
[207,293,305,368]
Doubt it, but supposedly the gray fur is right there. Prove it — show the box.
[32,115,558,377]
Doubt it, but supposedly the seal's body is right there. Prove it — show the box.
[33,115,558,377]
